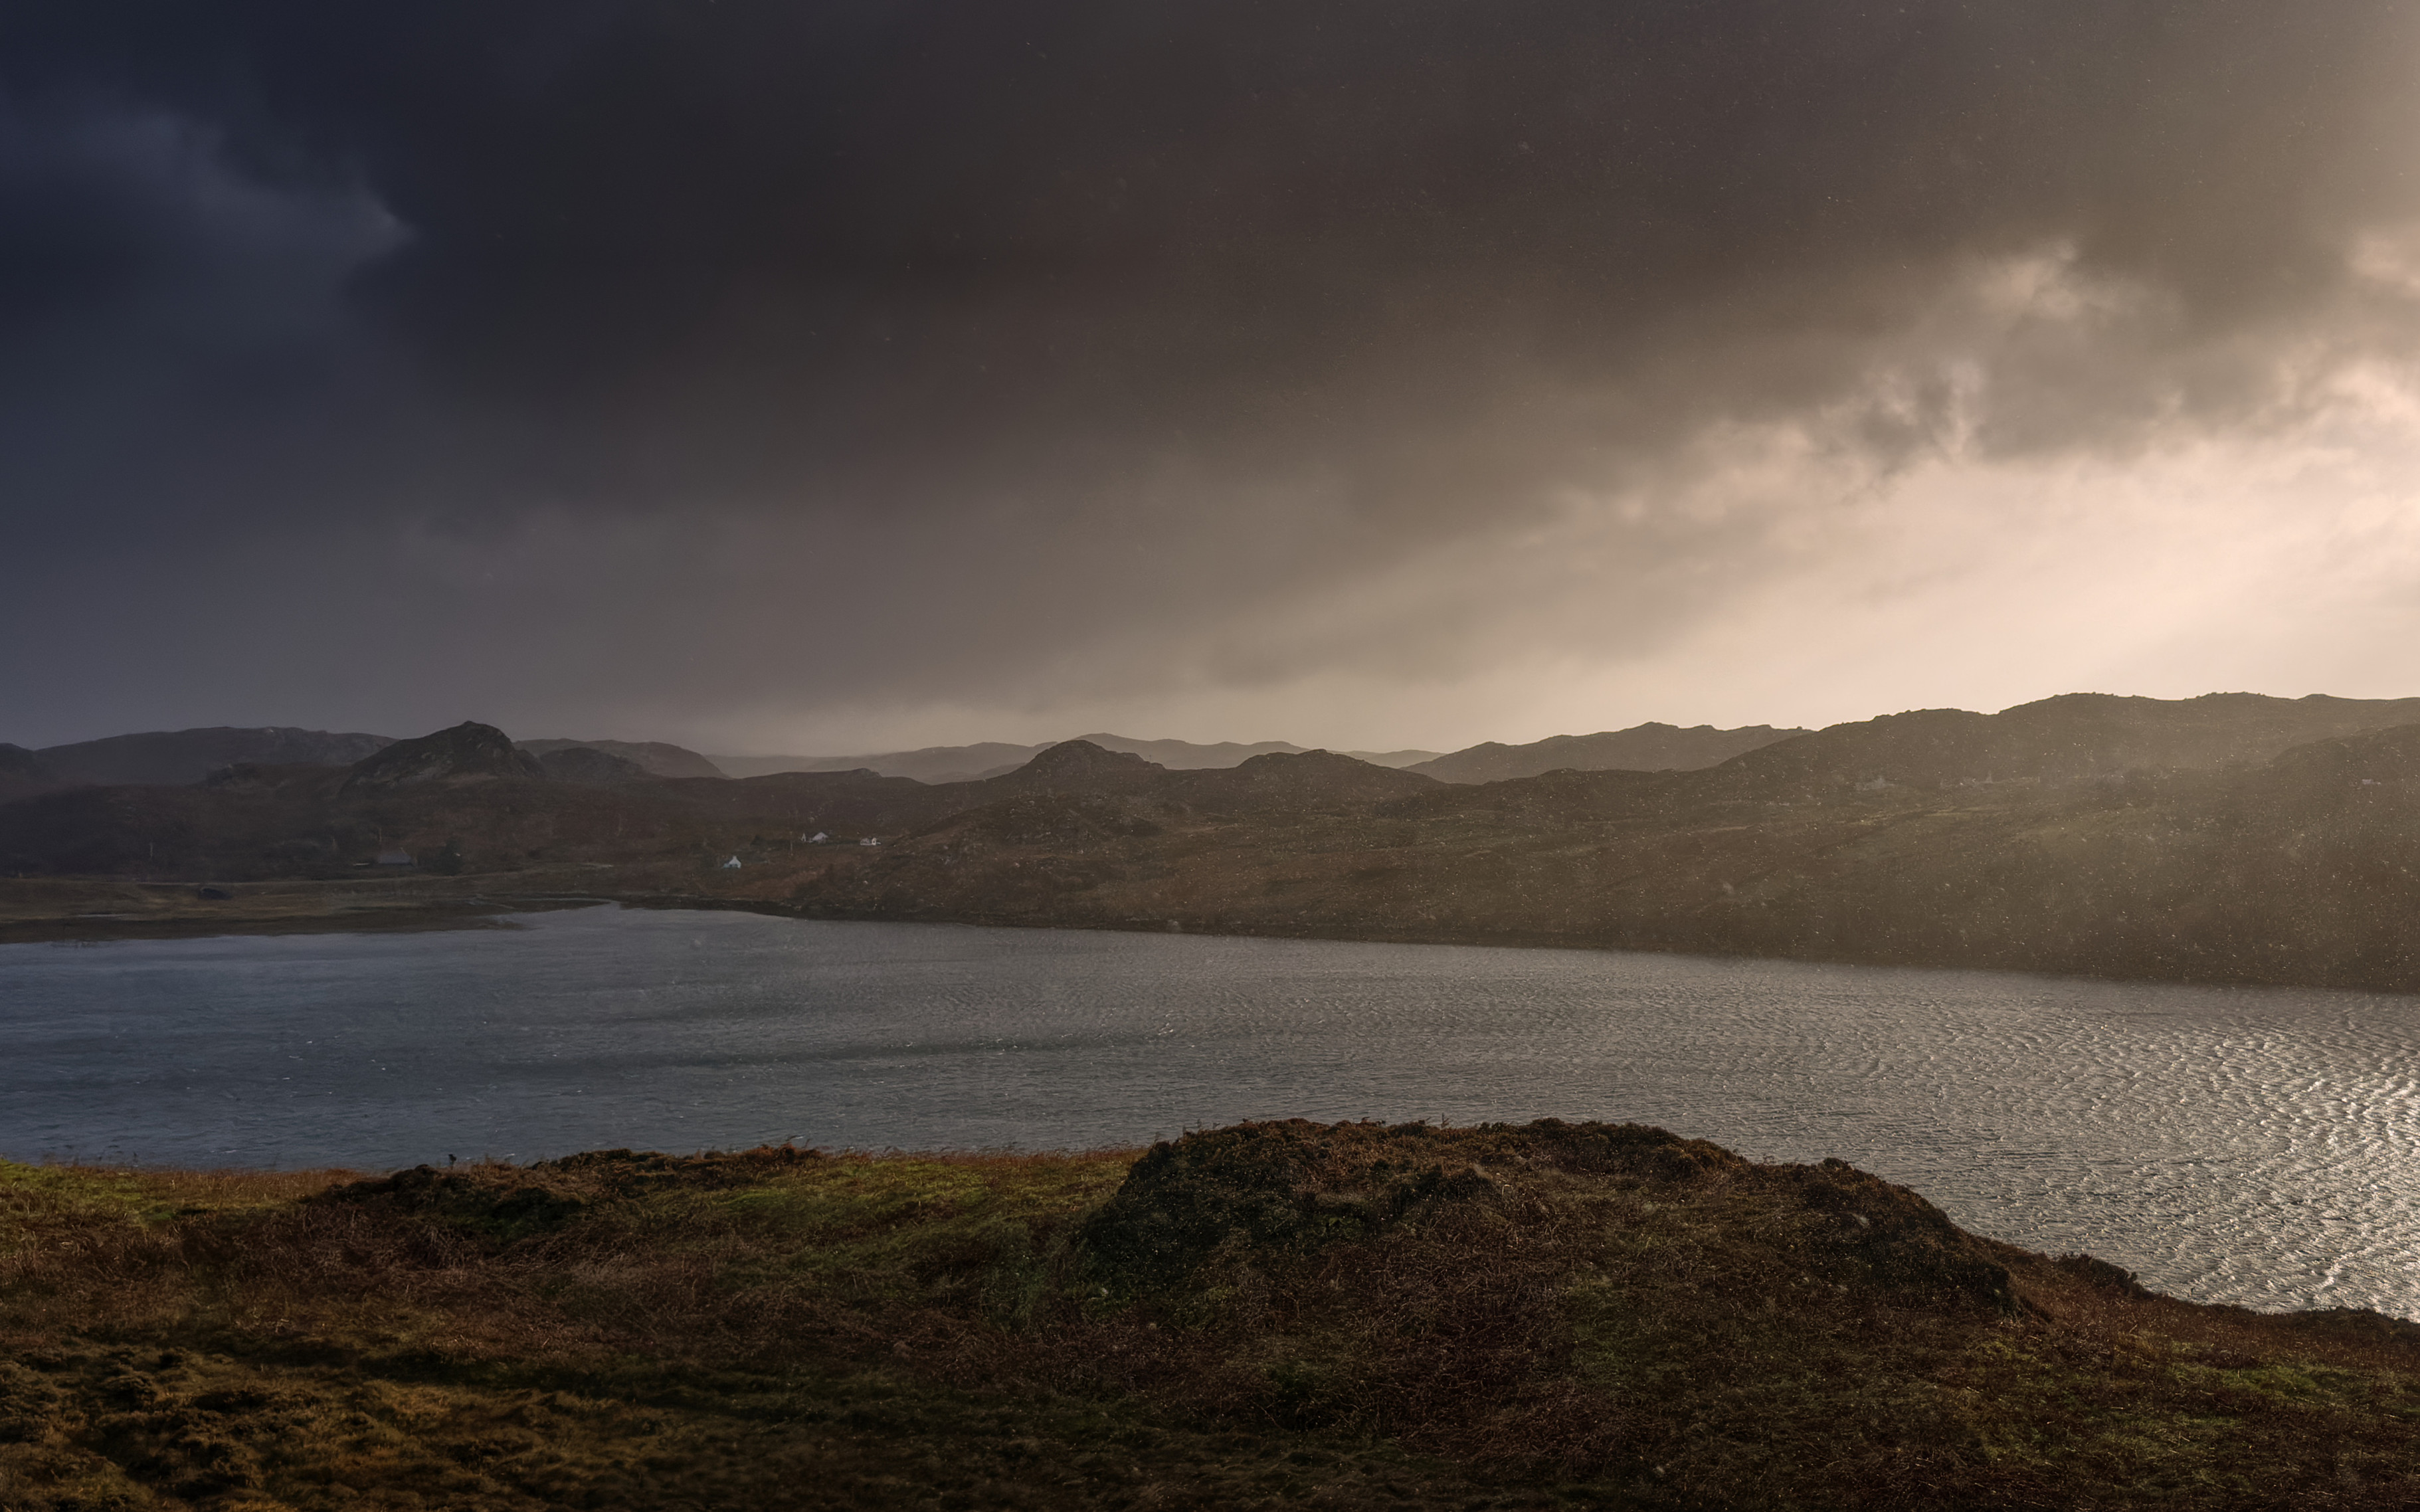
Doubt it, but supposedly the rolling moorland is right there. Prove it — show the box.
[5,692,2420,994]
[5,1119,2419,1510]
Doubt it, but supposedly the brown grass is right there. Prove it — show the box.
[4,1124,2417,1509]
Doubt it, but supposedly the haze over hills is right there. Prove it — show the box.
[711,741,1052,783]
[515,739,726,779]
[1406,723,1808,783]
[715,735,1443,783]
[531,746,658,786]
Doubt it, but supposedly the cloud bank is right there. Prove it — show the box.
[6,1,2420,749]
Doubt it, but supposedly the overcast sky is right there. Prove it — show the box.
[7,1,2420,754]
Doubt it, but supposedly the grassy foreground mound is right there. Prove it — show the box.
[3,1123,2416,1510]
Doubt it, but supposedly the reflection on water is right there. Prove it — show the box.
[3,904,2416,1318]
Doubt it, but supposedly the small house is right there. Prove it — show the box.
[808,832,829,844]
[375,850,415,867]
[860,836,882,847]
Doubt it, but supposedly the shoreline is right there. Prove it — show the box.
[11,876,2419,1000]
[0,876,612,945]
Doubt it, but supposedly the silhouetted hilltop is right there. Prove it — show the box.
[341,722,544,793]
[1410,721,1806,783]
[533,746,654,785]
[33,726,395,787]
[517,739,724,779]
[987,739,1166,791]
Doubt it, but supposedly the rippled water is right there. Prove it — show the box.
[3,904,2416,1318]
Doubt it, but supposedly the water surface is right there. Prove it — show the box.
[3,904,2415,1318]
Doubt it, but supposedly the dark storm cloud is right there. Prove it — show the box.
[5,1,2419,743]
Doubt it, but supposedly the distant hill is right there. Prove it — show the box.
[533,746,656,785]
[1708,692,2420,797]
[35,727,395,787]
[517,739,725,779]
[713,734,1442,783]
[1172,748,1442,811]
[1409,723,1808,783]
[341,722,544,793]
[1075,734,1443,770]
[713,741,1052,783]
[1335,747,1445,769]
[28,696,2420,995]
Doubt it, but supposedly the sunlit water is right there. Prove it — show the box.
[3,903,2416,1319]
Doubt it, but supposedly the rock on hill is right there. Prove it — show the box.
[1410,722,1808,783]
[33,726,395,787]
[340,722,545,793]
[516,739,725,779]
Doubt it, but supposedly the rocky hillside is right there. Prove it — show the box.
[339,721,546,793]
